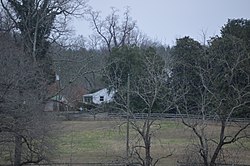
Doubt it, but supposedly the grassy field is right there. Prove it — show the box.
[50,119,250,165]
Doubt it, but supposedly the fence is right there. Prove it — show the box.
[8,161,250,166]
[55,111,250,122]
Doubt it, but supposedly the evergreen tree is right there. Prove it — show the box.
[221,18,250,52]
[170,36,204,114]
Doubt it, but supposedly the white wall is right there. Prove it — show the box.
[83,88,115,104]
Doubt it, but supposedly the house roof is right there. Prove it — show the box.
[83,88,111,97]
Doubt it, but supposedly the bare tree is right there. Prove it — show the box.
[104,46,172,166]
[172,35,250,166]
[87,7,150,52]
[0,1,88,165]
[1,0,88,82]
[0,32,54,166]
[129,50,172,166]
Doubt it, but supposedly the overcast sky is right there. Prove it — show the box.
[73,0,250,46]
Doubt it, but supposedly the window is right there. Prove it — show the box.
[84,96,93,103]
[100,96,104,102]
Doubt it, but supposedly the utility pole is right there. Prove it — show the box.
[56,73,60,111]
[126,73,130,162]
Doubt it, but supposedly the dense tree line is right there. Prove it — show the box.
[171,19,250,118]
[170,19,250,166]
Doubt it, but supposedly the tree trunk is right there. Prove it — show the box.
[14,134,22,166]
[145,120,152,166]
[145,140,151,166]
[210,120,226,166]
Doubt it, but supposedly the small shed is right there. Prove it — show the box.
[83,88,115,104]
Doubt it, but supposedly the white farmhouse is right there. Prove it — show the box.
[83,88,115,104]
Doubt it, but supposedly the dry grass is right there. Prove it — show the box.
[51,119,250,165]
